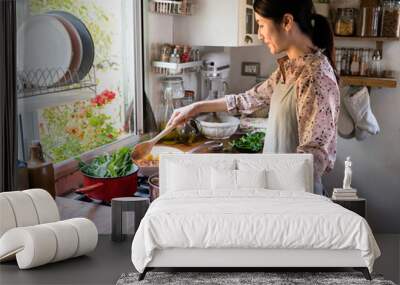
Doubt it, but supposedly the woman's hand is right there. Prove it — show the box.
[166,98,228,128]
[167,103,199,128]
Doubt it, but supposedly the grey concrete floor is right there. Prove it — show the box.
[0,235,134,285]
[2,197,397,285]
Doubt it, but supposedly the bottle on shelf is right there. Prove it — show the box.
[360,49,369,76]
[169,48,181,75]
[350,51,360,76]
[375,50,383,77]
[27,140,56,198]
[335,48,342,75]
[340,49,347,75]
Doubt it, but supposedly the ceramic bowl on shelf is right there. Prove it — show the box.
[195,113,240,140]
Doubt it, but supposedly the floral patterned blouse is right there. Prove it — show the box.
[225,50,340,177]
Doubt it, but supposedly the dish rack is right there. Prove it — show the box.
[149,0,193,16]
[17,66,97,98]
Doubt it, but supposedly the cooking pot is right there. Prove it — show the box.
[75,164,139,203]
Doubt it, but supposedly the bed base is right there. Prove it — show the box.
[138,267,371,281]
[138,248,372,281]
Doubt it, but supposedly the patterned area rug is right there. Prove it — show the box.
[116,271,396,285]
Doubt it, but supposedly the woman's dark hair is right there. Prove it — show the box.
[254,0,336,74]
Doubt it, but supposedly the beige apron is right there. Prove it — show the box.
[263,82,325,195]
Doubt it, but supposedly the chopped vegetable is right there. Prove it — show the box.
[78,147,137,178]
[230,131,266,153]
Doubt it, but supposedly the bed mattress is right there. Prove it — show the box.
[131,190,380,273]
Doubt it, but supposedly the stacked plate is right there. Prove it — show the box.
[17,11,95,87]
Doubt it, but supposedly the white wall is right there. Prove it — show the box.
[144,12,174,125]
[226,43,400,234]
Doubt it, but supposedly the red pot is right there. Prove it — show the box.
[75,166,139,203]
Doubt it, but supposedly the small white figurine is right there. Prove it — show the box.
[343,156,353,190]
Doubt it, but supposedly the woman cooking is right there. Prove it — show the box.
[166,0,340,195]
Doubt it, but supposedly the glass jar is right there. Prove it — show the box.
[160,44,172,62]
[381,0,400,37]
[161,77,184,100]
[335,8,356,36]
[159,77,184,142]
[360,6,381,37]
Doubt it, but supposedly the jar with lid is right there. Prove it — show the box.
[175,91,197,145]
[160,44,172,62]
[162,77,184,100]
[335,8,356,36]
[159,81,178,142]
[381,0,400,37]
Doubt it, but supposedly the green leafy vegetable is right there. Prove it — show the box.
[78,147,137,178]
[230,132,266,153]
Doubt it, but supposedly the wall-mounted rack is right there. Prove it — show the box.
[341,76,397,89]
[149,0,193,16]
[335,36,399,88]
[334,36,399,56]
[152,60,202,75]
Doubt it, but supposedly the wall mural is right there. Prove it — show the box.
[29,0,127,162]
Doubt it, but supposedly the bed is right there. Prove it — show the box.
[131,154,380,281]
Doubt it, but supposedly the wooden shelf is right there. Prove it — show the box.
[341,76,397,88]
[334,36,400,42]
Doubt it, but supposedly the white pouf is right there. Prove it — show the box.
[0,189,98,269]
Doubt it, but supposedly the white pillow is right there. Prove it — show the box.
[266,162,307,191]
[167,160,235,192]
[211,168,236,190]
[236,169,267,189]
[211,168,267,191]
[237,159,309,192]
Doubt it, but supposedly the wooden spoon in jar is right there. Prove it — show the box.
[131,124,176,160]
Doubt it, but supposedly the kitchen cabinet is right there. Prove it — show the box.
[173,0,262,47]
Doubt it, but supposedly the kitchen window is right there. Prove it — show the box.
[16,0,143,175]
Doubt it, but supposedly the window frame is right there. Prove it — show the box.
[51,0,145,179]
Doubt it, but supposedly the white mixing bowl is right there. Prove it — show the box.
[195,113,240,140]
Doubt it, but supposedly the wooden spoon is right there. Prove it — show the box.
[131,125,175,160]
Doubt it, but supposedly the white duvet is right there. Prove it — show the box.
[131,190,380,273]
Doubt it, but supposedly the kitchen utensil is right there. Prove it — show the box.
[17,14,72,86]
[195,113,240,140]
[48,11,95,80]
[75,164,139,203]
[201,52,230,101]
[187,141,224,153]
[132,125,176,160]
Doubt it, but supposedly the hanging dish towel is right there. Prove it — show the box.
[341,86,380,141]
